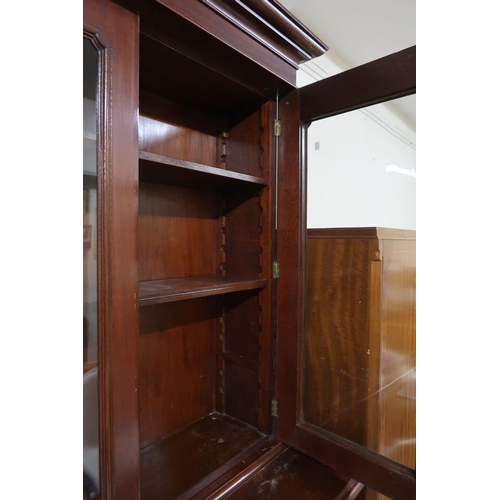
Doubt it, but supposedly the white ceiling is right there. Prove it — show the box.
[279,0,416,124]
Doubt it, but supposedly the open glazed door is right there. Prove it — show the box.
[274,46,416,500]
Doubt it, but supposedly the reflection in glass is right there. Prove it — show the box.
[83,37,100,500]
[303,97,415,471]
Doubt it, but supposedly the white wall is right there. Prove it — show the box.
[298,53,416,230]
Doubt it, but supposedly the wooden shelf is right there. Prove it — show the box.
[139,151,268,191]
[140,413,266,500]
[139,276,267,305]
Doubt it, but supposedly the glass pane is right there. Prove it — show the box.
[83,37,100,499]
[303,96,416,469]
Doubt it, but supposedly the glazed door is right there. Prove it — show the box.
[84,0,140,498]
[274,46,416,500]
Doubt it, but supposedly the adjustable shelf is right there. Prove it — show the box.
[139,276,268,306]
[139,150,268,191]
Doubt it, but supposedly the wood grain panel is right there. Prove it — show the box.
[138,298,218,446]
[304,237,373,445]
[225,107,263,177]
[378,239,416,469]
[138,182,220,281]
[303,228,415,499]
[139,115,217,167]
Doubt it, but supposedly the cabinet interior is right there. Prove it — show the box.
[137,28,276,498]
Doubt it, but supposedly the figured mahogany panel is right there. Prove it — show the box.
[304,237,375,446]
[140,413,265,500]
[138,182,220,281]
[138,298,218,447]
[302,228,415,500]
[378,238,416,470]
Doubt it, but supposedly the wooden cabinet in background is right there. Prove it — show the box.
[305,228,416,499]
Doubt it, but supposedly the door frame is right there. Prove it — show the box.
[275,46,416,500]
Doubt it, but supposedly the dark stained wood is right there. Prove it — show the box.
[139,276,267,305]
[140,413,266,500]
[138,298,218,446]
[256,100,276,435]
[139,152,268,191]
[84,0,140,498]
[225,446,363,500]
[192,442,288,500]
[87,0,417,497]
[300,46,416,122]
[151,0,299,85]
[140,89,220,137]
[199,0,327,66]
[140,30,270,115]
[295,423,415,500]
[224,107,263,177]
[274,89,305,444]
[138,182,220,282]
[235,0,328,59]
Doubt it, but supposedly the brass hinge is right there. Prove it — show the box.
[271,399,278,417]
[274,119,281,137]
[273,261,280,279]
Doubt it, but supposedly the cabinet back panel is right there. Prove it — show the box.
[139,182,220,281]
[304,238,372,445]
[225,107,264,177]
[138,298,218,447]
[139,115,217,167]
[222,291,261,427]
[223,194,263,278]
[224,291,261,362]
[224,362,260,428]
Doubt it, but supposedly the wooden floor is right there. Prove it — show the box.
[226,447,364,500]
[140,413,265,500]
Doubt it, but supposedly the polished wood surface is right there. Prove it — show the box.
[84,0,140,498]
[138,298,218,445]
[377,238,416,469]
[225,446,363,499]
[136,18,277,493]
[274,40,416,497]
[304,236,377,446]
[139,276,267,305]
[139,151,268,190]
[295,423,415,500]
[303,228,415,499]
[300,46,416,122]
[85,0,416,497]
[138,182,220,281]
[140,412,265,500]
